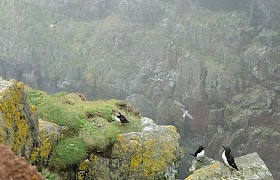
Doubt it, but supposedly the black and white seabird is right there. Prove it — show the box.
[222,145,239,171]
[114,112,129,125]
[190,145,206,161]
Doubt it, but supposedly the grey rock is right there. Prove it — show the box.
[186,153,274,180]
[83,117,182,180]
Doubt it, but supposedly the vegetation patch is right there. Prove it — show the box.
[259,127,274,136]
[49,137,88,168]
[26,87,143,168]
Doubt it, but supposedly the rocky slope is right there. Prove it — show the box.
[0,0,279,179]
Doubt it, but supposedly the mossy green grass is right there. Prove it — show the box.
[26,87,143,167]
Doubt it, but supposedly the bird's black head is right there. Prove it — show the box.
[199,145,206,150]
[222,145,231,153]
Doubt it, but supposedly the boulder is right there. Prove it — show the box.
[0,78,39,159]
[186,153,274,180]
[31,119,69,164]
[77,117,182,180]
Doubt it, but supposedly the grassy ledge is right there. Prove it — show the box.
[26,87,143,168]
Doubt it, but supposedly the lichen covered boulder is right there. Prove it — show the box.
[77,117,182,180]
[186,153,274,180]
[31,119,69,164]
[0,78,39,159]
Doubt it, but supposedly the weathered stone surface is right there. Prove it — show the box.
[77,117,182,180]
[188,157,219,174]
[186,153,274,180]
[0,77,39,159]
[31,119,69,165]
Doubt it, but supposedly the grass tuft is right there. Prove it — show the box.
[49,137,88,168]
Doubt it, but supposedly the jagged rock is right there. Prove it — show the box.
[186,153,274,180]
[77,117,182,180]
[0,77,39,159]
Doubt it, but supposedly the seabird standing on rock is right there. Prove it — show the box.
[114,112,129,125]
[190,145,206,161]
[222,145,239,171]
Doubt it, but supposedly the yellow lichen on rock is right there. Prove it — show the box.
[30,105,36,113]
[185,162,221,180]
[106,119,182,179]
[165,125,177,132]
[90,154,98,163]
[77,159,90,180]
[0,79,39,158]
[39,137,52,158]
[30,119,68,163]
[56,117,180,180]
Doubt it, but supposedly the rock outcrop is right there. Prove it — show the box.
[77,117,182,180]
[0,77,39,159]
[186,153,274,180]
[31,119,68,165]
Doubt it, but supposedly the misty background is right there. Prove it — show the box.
[0,0,279,179]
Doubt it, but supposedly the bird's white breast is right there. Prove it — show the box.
[114,116,121,122]
[222,151,229,166]
[196,150,205,159]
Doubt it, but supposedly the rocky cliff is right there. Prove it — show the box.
[0,0,279,179]
[0,77,182,179]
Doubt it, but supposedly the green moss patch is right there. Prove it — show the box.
[49,137,88,168]
[26,87,143,167]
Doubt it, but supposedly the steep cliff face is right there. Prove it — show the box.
[0,0,279,179]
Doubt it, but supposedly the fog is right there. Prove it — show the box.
[0,0,279,179]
